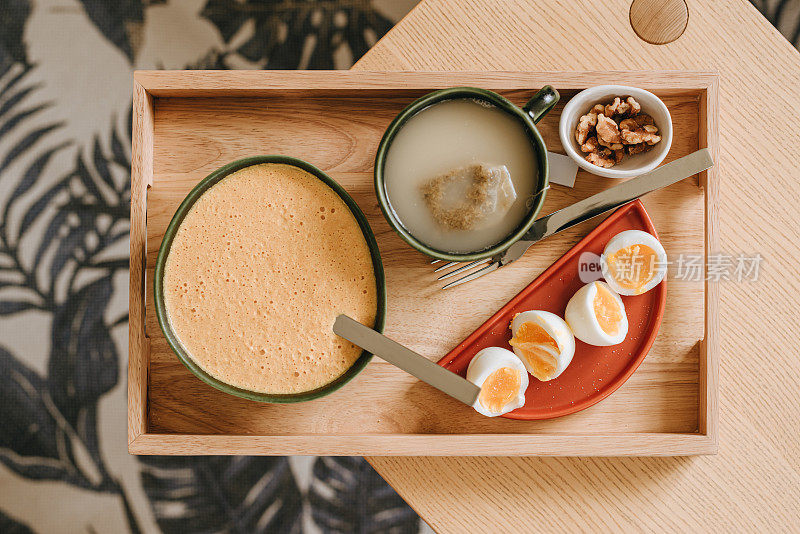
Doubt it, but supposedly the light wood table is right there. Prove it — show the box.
[353,0,800,531]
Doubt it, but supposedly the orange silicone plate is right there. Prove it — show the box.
[437,200,667,420]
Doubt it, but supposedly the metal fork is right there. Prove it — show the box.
[432,148,714,289]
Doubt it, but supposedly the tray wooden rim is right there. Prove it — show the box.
[129,70,719,456]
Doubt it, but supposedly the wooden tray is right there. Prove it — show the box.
[129,71,718,456]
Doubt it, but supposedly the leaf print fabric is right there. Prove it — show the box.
[0,1,425,532]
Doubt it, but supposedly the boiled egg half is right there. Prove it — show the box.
[601,230,667,296]
[509,311,575,381]
[466,347,529,417]
[565,281,628,346]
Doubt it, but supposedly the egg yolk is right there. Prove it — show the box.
[593,282,622,336]
[606,244,658,293]
[479,367,521,413]
[508,321,559,380]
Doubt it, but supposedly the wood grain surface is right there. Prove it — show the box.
[128,80,152,443]
[129,71,716,456]
[354,0,800,530]
[630,0,689,45]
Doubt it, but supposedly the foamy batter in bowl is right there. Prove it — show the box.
[159,162,379,397]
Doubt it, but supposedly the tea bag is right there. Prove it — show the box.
[420,163,517,231]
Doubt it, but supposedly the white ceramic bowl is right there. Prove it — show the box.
[558,85,672,179]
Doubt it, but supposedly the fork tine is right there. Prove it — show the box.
[433,261,461,273]
[430,259,440,264]
[442,262,500,289]
[436,258,491,280]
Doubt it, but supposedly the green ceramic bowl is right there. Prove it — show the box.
[153,155,386,403]
[374,86,559,262]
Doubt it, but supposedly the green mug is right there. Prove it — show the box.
[374,86,559,262]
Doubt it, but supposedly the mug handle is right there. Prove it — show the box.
[523,86,560,124]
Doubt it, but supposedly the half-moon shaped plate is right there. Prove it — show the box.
[437,200,667,420]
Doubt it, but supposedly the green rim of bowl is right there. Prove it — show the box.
[153,155,387,403]
[374,87,550,262]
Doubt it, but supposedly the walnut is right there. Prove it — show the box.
[620,125,660,145]
[596,114,622,145]
[628,97,641,115]
[605,97,621,117]
[605,97,640,118]
[575,111,598,145]
[573,96,661,169]
[620,128,644,144]
[580,136,599,153]
[574,105,608,145]
[582,138,616,168]
[619,115,660,145]
[617,96,642,117]
[645,134,661,145]
[586,151,616,168]
[614,97,641,118]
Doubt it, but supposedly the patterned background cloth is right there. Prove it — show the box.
[0,1,797,533]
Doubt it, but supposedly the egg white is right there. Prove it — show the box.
[509,310,576,381]
[565,281,628,346]
[466,347,528,417]
[601,230,667,296]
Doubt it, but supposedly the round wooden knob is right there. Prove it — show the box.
[629,0,689,45]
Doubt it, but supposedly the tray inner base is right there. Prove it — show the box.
[145,89,703,437]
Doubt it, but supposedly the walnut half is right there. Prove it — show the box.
[586,150,616,168]
[575,104,604,145]
[619,118,661,145]
[596,114,623,149]
[580,136,616,168]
